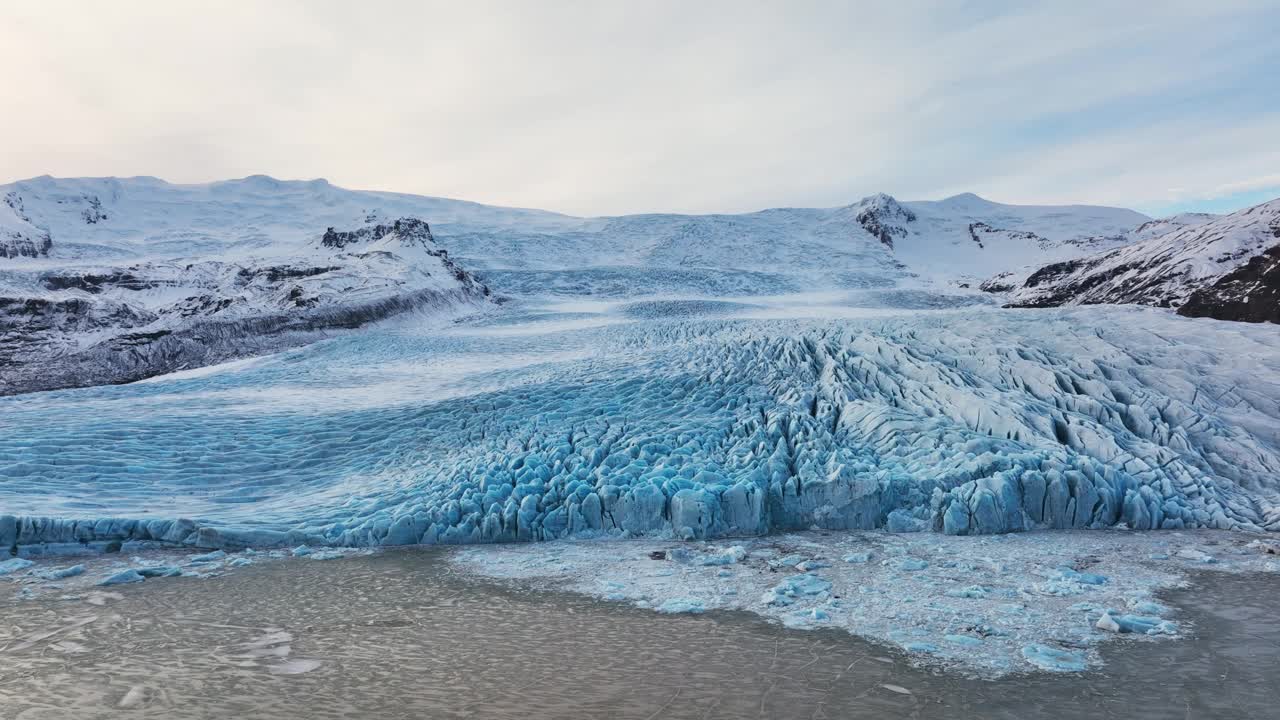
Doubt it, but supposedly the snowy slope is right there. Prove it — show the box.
[1006,198,1280,319]
[0,176,1149,284]
[894,192,1149,285]
[0,178,495,394]
[976,211,1218,294]
[0,176,1162,393]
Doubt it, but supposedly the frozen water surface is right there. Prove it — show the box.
[1,547,1279,719]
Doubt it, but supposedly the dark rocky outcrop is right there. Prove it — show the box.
[1178,243,1280,324]
[0,286,482,395]
[0,231,52,259]
[978,271,1016,293]
[2,191,54,259]
[322,217,435,249]
[81,195,108,224]
[1004,198,1280,319]
[0,214,493,395]
[41,271,159,293]
[237,265,341,283]
[854,194,916,249]
[968,222,1046,250]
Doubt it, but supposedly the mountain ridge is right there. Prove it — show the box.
[7,173,1264,396]
[1004,197,1280,322]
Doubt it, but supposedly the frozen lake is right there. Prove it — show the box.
[2,548,1278,719]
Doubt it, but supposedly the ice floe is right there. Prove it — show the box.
[452,528,1280,677]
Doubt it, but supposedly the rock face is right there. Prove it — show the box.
[967,222,1045,250]
[1006,198,1280,321]
[323,217,433,249]
[0,231,52,260]
[1179,242,1280,324]
[854,193,917,249]
[1,192,53,259]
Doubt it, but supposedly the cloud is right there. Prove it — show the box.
[1,0,1276,216]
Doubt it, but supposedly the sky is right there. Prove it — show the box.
[3,1,1277,218]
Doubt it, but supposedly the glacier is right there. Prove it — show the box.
[1,176,1278,555]
[3,290,1278,552]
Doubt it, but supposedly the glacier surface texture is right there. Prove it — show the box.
[1,177,1278,551]
[3,296,1278,551]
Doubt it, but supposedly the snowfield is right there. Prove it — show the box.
[0,176,1165,394]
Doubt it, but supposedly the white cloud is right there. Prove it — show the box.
[1,0,1275,215]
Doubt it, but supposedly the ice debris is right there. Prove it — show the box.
[1176,548,1217,564]
[0,558,35,575]
[36,564,85,580]
[697,546,748,566]
[656,598,705,614]
[137,566,182,578]
[1095,611,1177,635]
[1021,644,1087,672]
[188,550,227,564]
[98,569,145,586]
[945,585,992,599]
[762,573,833,606]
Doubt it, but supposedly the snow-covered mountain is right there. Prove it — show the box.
[0,175,1159,394]
[0,177,497,394]
[886,192,1149,285]
[1005,198,1280,322]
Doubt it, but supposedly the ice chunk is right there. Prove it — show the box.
[306,550,347,560]
[1096,611,1177,635]
[136,566,182,578]
[1176,548,1216,564]
[842,551,873,563]
[1047,566,1108,585]
[36,564,85,580]
[1127,599,1167,615]
[944,585,992,599]
[888,558,928,572]
[1021,644,1087,672]
[794,559,830,572]
[188,550,227,564]
[656,598,705,614]
[761,573,833,606]
[886,509,929,533]
[0,558,35,575]
[902,641,938,653]
[98,569,145,586]
[699,546,748,566]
